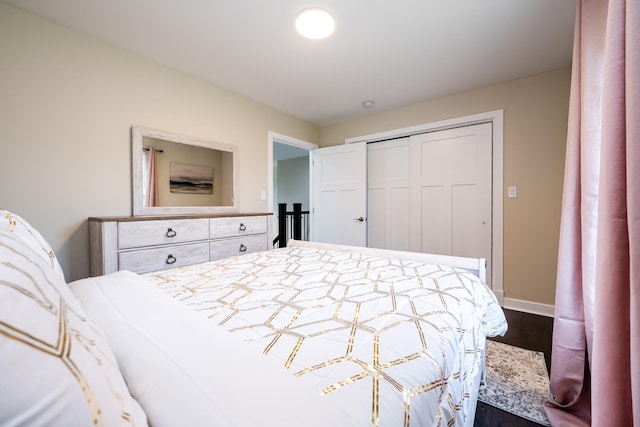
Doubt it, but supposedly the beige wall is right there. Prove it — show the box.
[319,68,571,306]
[277,156,311,210]
[0,3,319,281]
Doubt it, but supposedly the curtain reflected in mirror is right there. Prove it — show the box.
[142,147,159,207]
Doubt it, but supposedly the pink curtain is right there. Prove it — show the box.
[545,0,639,425]
[144,148,159,207]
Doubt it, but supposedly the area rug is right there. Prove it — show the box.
[478,340,553,426]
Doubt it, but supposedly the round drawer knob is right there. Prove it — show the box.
[166,254,177,264]
[239,244,247,253]
[239,223,247,232]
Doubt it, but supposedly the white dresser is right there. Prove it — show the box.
[89,214,271,276]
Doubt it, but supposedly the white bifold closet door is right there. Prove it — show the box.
[367,122,492,285]
[409,122,493,284]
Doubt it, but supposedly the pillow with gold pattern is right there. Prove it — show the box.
[0,218,147,426]
[0,209,65,281]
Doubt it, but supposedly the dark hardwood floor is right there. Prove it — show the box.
[474,308,554,426]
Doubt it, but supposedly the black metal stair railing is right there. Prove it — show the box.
[273,203,309,248]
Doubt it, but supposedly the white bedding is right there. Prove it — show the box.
[70,243,507,426]
[69,270,349,427]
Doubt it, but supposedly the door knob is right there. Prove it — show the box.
[353,217,365,222]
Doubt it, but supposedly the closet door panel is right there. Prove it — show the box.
[419,186,448,255]
[367,138,410,251]
[409,123,492,283]
[367,188,386,249]
[452,184,480,258]
[389,187,410,251]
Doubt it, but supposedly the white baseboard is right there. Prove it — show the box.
[502,297,555,318]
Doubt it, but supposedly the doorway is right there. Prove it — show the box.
[267,132,318,247]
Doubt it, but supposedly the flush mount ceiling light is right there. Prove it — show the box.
[295,8,335,39]
[362,100,375,109]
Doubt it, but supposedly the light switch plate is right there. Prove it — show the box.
[507,186,517,198]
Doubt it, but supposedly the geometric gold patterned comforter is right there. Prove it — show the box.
[144,245,507,426]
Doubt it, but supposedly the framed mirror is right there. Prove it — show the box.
[132,126,238,216]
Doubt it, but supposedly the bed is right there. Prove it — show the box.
[0,210,507,427]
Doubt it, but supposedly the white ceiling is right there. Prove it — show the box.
[4,0,576,126]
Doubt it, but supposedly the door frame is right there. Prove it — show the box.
[345,110,504,303]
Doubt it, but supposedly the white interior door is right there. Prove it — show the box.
[311,142,367,246]
[409,123,493,284]
[367,138,410,251]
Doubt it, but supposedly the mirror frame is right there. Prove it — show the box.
[132,126,239,216]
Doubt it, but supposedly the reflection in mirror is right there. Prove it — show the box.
[132,126,238,216]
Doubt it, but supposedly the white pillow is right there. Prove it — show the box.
[0,209,66,281]
[69,270,352,427]
[0,220,147,426]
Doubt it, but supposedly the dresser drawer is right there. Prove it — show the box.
[210,235,268,261]
[210,216,267,238]
[119,242,210,274]
[118,218,209,249]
